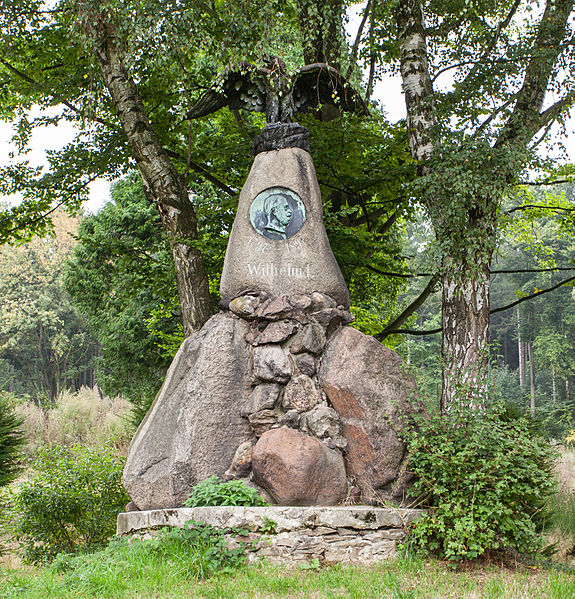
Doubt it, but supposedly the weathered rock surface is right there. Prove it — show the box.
[220,148,350,307]
[282,374,323,412]
[253,320,298,345]
[224,439,256,480]
[248,409,279,435]
[252,428,347,505]
[289,322,326,355]
[305,406,342,439]
[319,326,417,504]
[240,384,282,417]
[123,313,253,510]
[229,295,260,319]
[253,345,292,383]
[294,352,316,377]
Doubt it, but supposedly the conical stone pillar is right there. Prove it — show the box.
[220,148,350,308]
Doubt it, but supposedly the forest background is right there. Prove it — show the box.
[0,0,573,432]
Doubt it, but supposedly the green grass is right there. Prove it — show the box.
[1,538,575,599]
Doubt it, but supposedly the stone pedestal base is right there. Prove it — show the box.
[117,506,424,565]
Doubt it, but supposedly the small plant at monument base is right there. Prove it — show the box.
[401,400,557,563]
[185,476,269,507]
[13,444,129,564]
[149,520,247,578]
[259,516,277,534]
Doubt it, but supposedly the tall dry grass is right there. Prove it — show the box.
[15,387,133,460]
[546,445,575,562]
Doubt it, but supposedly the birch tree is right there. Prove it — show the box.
[390,0,575,408]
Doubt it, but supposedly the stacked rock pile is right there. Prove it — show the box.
[123,290,417,511]
[223,290,353,505]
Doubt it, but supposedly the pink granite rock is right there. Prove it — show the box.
[252,428,347,505]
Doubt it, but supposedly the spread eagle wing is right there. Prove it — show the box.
[292,64,369,119]
[187,63,269,119]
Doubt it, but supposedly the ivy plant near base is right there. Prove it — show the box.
[14,444,129,564]
[403,401,557,563]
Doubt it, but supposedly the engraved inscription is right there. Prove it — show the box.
[247,262,312,278]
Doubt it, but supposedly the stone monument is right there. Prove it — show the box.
[122,62,417,511]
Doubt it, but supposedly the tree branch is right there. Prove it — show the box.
[490,274,575,315]
[458,0,522,88]
[497,0,574,150]
[1,60,112,128]
[346,0,372,80]
[505,204,575,214]
[164,149,237,196]
[379,273,575,337]
[375,274,440,339]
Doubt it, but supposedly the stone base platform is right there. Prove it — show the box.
[117,506,424,565]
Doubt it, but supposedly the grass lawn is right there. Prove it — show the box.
[2,547,575,599]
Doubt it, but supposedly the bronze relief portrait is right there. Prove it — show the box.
[249,187,306,240]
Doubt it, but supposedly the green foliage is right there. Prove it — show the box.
[16,388,132,461]
[3,522,246,597]
[64,174,179,420]
[0,392,25,488]
[146,520,247,578]
[184,476,269,507]
[13,444,129,564]
[403,402,557,562]
[0,212,97,404]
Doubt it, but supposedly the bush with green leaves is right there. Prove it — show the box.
[0,392,25,488]
[403,401,557,563]
[14,444,129,563]
[185,476,269,507]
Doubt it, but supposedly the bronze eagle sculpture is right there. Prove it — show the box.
[186,57,369,124]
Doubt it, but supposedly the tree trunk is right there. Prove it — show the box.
[440,263,490,411]
[92,25,213,336]
[517,307,525,388]
[552,369,557,403]
[528,342,536,416]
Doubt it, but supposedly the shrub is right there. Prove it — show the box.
[185,476,269,507]
[0,392,25,489]
[403,401,557,563]
[14,444,129,563]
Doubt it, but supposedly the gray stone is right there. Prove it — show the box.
[310,292,337,311]
[278,409,301,428]
[224,439,256,479]
[123,313,253,510]
[294,352,316,377]
[253,321,298,345]
[291,294,312,311]
[240,384,282,417]
[290,322,326,355]
[252,428,347,505]
[318,326,417,505]
[313,308,343,330]
[229,295,260,319]
[220,148,350,307]
[248,409,279,435]
[282,374,322,412]
[255,296,294,321]
[304,406,342,440]
[325,435,348,451]
[253,345,292,383]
